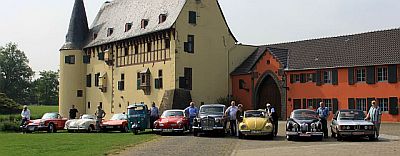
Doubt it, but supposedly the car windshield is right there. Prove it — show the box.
[200,106,224,115]
[162,111,184,117]
[292,110,318,120]
[245,111,265,118]
[42,113,58,119]
[111,114,127,120]
[81,115,95,119]
[339,110,365,120]
[128,106,145,115]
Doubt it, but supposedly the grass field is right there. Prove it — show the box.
[0,105,58,120]
[0,132,157,156]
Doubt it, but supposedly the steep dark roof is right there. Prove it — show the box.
[61,0,89,50]
[268,28,400,70]
[231,46,288,75]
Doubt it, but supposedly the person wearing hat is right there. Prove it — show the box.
[365,100,382,139]
[266,103,278,136]
[20,105,31,126]
[95,105,106,130]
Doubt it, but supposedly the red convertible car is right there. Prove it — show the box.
[101,113,129,132]
[153,110,189,134]
[26,112,68,133]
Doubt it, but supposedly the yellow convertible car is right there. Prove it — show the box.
[238,110,274,139]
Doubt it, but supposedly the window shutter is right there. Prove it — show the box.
[316,71,322,86]
[83,55,90,64]
[333,98,338,114]
[312,99,318,109]
[293,99,301,110]
[184,42,189,52]
[367,98,375,111]
[366,66,375,84]
[348,98,355,109]
[348,68,355,85]
[332,69,338,85]
[86,74,92,87]
[388,65,397,83]
[290,74,294,83]
[300,74,306,83]
[389,97,398,115]
[137,79,141,90]
[312,73,317,82]
[179,77,186,89]
[302,98,307,109]
[154,78,160,89]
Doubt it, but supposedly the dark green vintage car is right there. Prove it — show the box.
[127,104,151,135]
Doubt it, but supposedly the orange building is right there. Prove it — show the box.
[231,29,400,122]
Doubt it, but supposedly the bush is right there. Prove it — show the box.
[0,120,19,131]
[0,93,21,114]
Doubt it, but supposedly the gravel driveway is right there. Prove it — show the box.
[114,122,400,156]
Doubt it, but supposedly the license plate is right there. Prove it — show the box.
[106,126,114,129]
[352,132,364,135]
[203,127,213,131]
[163,129,173,132]
[299,133,311,137]
[170,124,177,126]
[28,126,35,131]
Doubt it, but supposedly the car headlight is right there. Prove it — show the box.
[159,123,164,126]
[364,125,368,130]
[346,126,351,130]
[215,118,221,123]
[177,121,183,125]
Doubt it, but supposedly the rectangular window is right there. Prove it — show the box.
[189,11,197,24]
[184,35,195,53]
[107,28,114,36]
[158,70,163,89]
[294,74,300,82]
[88,102,91,109]
[141,19,149,29]
[95,73,100,87]
[159,14,167,23]
[377,67,388,82]
[125,23,132,32]
[323,70,332,83]
[147,42,152,52]
[377,98,389,112]
[180,68,193,90]
[356,98,367,111]
[118,74,125,91]
[356,68,366,82]
[86,74,92,87]
[307,73,314,82]
[323,99,332,111]
[165,38,170,49]
[77,90,83,97]
[65,55,75,64]
[307,99,314,109]
[83,55,90,64]
[100,102,103,109]
[134,45,139,54]
[124,47,129,56]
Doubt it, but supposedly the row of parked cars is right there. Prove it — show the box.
[24,103,378,141]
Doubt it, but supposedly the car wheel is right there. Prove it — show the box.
[238,132,244,139]
[48,123,55,133]
[133,129,138,135]
[267,134,274,140]
[336,134,343,141]
[369,130,377,141]
[286,135,293,141]
[121,125,129,133]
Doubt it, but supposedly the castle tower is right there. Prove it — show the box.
[59,0,89,118]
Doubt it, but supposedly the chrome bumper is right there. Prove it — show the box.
[192,126,224,130]
[153,128,184,132]
[240,130,273,135]
[286,131,323,136]
[338,130,374,136]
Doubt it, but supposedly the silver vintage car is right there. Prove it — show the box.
[192,104,227,136]
[330,109,376,141]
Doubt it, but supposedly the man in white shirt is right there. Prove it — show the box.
[20,105,31,126]
[266,103,278,136]
[225,101,238,136]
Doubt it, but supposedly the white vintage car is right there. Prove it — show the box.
[65,114,98,132]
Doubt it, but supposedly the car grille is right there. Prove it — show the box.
[300,123,309,132]
[201,118,215,128]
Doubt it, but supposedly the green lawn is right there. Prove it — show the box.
[0,132,157,156]
[0,105,58,120]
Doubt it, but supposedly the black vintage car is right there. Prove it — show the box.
[192,104,227,136]
[286,109,324,141]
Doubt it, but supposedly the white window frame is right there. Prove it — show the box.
[377,98,389,112]
[323,99,332,111]
[356,98,367,111]
[377,67,388,82]
[356,68,366,82]
[323,70,332,83]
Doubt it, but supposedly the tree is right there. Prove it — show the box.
[32,70,59,105]
[0,42,34,104]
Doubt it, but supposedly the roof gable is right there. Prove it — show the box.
[85,0,187,48]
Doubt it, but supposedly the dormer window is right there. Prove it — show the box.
[125,23,132,32]
[93,33,98,40]
[141,19,149,29]
[159,14,167,23]
[107,28,114,37]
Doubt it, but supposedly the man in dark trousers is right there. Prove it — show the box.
[69,105,78,119]
[149,102,159,129]
[316,102,329,138]
[266,103,278,136]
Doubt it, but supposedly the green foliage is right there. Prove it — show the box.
[32,71,59,105]
[0,93,20,114]
[0,133,157,156]
[0,120,19,131]
[0,42,34,104]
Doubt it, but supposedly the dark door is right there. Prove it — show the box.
[256,75,282,119]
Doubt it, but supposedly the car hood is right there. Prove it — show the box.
[67,119,94,126]
[159,116,184,123]
[243,117,269,130]
[102,120,126,126]
[337,120,374,126]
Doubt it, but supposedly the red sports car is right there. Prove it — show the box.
[26,112,68,133]
[101,113,129,132]
[153,110,189,134]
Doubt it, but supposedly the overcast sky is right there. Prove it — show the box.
[1,0,399,73]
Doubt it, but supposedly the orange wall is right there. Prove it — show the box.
[286,66,400,122]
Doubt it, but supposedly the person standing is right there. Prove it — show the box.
[236,104,244,137]
[20,105,31,126]
[184,101,199,132]
[266,103,278,136]
[365,100,382,139]
[150,102,159,129]
[225,100,238,136]
[95,105,106,130]
[69,105,78,119]
[316,102,329,138]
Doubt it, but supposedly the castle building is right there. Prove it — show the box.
[231,29,400,122]
[59,0,254,118]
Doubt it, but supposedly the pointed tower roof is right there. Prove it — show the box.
[61,0,89,50]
